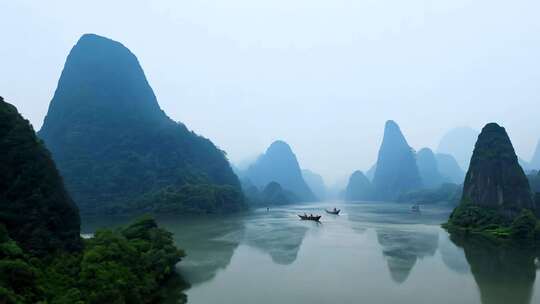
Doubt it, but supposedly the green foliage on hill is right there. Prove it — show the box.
[38,34,244,215]
[0,218,186,304]
[101,184,245,215]
[509,210,538,240]
[1,97,186,303]
[78,217,185,303]
[445,204,540,242]
[446,204,507,231]
[0,225,43,303]
[0,97,81,256]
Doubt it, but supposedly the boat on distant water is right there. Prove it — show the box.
[325,208,340,215]
[411,204,421,212]
[298,214,322,221]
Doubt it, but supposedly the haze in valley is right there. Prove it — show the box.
[2,0,540,184]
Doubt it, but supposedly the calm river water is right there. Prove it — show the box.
[82,202,540,304]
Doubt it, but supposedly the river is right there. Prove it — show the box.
[82,202,540,304]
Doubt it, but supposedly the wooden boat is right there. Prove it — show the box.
[298,214,321,221]
[325,208,340,215]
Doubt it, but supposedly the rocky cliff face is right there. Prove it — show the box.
[246,141,316,201]
[372,120,422,200]
[39,34,244,214]
[345,170,374,201]
[460,123,535,219]
[0,97,81,256]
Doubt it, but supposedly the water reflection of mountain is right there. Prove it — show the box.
[158,216,246,286]
[243,211,308,265]
[376,228,439,283]
[450,234,538,304]
[438,233,470,274]
[344,207,367,234]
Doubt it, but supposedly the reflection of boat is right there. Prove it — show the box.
[411,204,420,212]
[298,214,321,221]
[325,208,340,215]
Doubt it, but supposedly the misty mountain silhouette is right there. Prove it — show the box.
[372,120,422,200]
[345,170,374,201]
[437,127,478,171]
[246,140,316,202]
[417,147,446,189]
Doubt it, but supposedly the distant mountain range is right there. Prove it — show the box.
[437,127,479,171]
[352,122,465,203]
[435,153,465,184]
[417,148,446,189]
[302,169,327,200]
[350,121,538,205]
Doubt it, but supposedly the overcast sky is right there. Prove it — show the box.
[2,0,540,185]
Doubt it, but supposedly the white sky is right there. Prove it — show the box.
[2,0,539,184]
